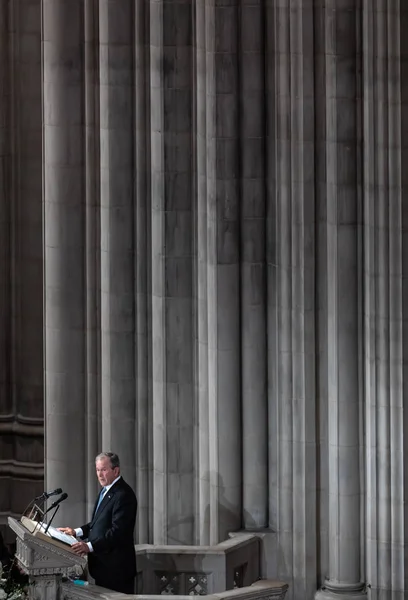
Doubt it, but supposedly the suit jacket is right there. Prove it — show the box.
[80,477,137,586]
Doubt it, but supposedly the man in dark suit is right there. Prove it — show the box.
[59,452,137,594]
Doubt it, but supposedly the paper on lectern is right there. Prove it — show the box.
[21,516,76,547]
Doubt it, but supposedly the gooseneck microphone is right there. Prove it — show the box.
[43,492,68,516]
[35,488,63,501]
[21,488,64,522]
[43,493,69,534]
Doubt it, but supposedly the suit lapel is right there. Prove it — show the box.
[91,479,121,525]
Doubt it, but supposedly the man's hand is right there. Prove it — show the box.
[58,527,76,537]
[71,541,90,557]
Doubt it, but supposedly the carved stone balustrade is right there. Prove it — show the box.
[135,533,260,595]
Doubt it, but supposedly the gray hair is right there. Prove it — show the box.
[95,452,120,469]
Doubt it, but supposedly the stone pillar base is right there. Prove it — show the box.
[315,581,367,600]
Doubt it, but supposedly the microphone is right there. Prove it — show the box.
[43,493,68,516]
[35,488,63,501]
[21,488,64,522]
[43,492,68,534]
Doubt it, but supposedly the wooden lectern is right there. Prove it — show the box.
[8,517,87,600]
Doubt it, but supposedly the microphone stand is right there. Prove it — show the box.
[21,497,43,521]
[44,505,60,535]
[21,489,63,524]
[30,503,45,523]
[29,493,50,523]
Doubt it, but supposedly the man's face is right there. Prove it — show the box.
[95,457,119,487]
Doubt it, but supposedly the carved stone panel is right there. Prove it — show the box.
[155,572,209,596]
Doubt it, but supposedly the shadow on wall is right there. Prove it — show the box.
[167,472,242,545]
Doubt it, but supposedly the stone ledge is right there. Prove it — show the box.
[61,578,288,600]
[135,533,258,556]
[214,579,288,599]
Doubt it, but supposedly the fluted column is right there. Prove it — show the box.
[315,1,366,598]
[43,0,86,524]
[194,0,211,545]
[401,6,408,596]
[149,0,166,544]
[84,0,100,512]
[98,0,135,485]
[267,2,317,597]
[208,0,242,544]
[240,0,268,531]
[363,2,407,597]
[149,0,195,545]
[134,0,150,544]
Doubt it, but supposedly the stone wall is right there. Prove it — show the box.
[0,0,44,545]
[0,1,408,599]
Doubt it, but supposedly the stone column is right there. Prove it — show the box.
[98,0,135,486]
[315,1,366,598]
[134,0,150,544]
[0,0,10,424]
[193,0,211,545]
[193,0,243,546]
[401,7,408,595]
[149,0,195,545]
[12,0,43,446]
[0,0,12,538]
[267,2,317,598]
[363,2,407,598]
[240,0,268,531]
[43,0,86,525]
[207,0,242,544]
[149,0,166,544]
[84,0,100,512]
[0,1,45,535]
[10,0,44,512]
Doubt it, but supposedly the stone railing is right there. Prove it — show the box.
[60,534,288,600]
[61,578,288,600]
[135,533,261,595]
